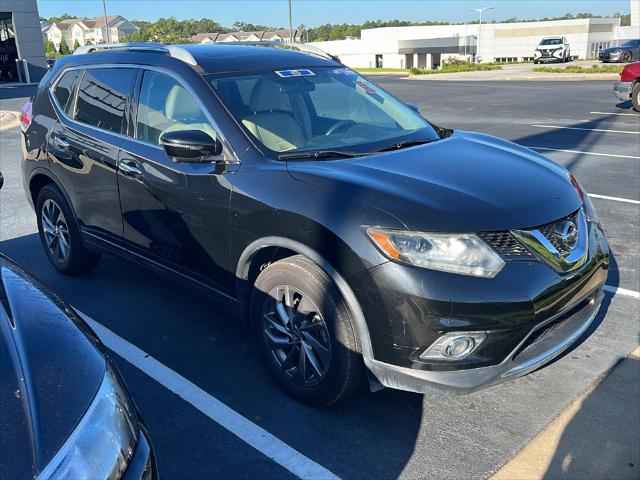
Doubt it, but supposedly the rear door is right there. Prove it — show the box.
[48,66,137,242]
[116,68,235,295]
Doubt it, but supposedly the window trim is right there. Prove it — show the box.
[49,63,237,161]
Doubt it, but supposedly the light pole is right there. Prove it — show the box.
[288,0,294,44]
[102,0,110,44]
[614,11,627,46]
[469,7,493,63]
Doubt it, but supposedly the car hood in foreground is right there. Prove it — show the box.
[0,257,105,479]
[287,131,582,232]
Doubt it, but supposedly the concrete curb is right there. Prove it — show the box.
[491,346,640,480]
[0,111,21,131]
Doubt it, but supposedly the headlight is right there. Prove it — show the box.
[38,366,138,479]
[367,227,505,278]
[570,174,599,223]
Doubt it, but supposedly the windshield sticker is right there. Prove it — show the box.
[275,69,315,78]
[333,68,357,76]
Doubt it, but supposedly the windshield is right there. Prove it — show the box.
[540,38,562,45]
[207,67,440,156]
[620,39,639,47]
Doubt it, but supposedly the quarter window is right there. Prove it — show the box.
[53,69,82,113]
[135,70,215,145]
[74,68,136,134]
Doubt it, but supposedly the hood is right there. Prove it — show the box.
[287,131,581,232]
[0,257,105,479]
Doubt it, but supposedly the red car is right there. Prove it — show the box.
[614,61,640,111]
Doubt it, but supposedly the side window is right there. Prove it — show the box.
[136,70,215,145]
[74,68,136,134]
[53,69,82,113]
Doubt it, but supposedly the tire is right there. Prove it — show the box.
[36,184,101,275]
[622,51,632,63]
[632,83,640,113]
[533,60,538,64]
[251,255,365,407]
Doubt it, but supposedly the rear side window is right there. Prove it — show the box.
[53,69,81,113]
[74,68,136,134]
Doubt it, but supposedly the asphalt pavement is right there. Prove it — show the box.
[1,79,638,479]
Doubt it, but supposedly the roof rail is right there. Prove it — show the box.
[220,41,340,62]
[72,43,198,66]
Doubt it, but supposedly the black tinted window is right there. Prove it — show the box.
[74,68,136,133]
[53,70,81,112]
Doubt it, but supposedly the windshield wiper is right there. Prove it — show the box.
[278,150,366,160]
[375,139,434,152]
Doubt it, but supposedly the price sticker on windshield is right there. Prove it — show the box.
[275,69,315,78]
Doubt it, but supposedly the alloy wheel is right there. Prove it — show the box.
[41,199,71,262]
[262,285,332,386]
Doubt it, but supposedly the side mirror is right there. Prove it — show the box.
[406,103,421,113]
[160,130,223,163]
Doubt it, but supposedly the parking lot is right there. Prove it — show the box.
[1,79,638,479]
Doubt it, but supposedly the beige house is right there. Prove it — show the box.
[47,15,139,51]
[191,29,303,44]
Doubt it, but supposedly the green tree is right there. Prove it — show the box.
[72,39,80,52]
[58,40,70,55]
[44,38,58,57]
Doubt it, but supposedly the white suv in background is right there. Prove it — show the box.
[534,37,571,64]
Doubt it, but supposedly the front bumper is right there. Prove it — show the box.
[600,51,623,63]
[534,49,565,62]
[613,80,632,101]
[365,288,603,394]
[123,424,157,480]
[349,221,609,394]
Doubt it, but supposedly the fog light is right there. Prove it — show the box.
[420,332,486,361]
[444,337,476,359]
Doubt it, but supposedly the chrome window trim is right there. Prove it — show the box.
[48,63,239,162]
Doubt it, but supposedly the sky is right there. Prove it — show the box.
[37,0,632,27]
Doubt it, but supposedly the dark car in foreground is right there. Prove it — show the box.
[614,61,640,111]
[0,253,156,479]
[20,42,609,407]
[600,39,640,63]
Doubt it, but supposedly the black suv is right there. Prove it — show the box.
[21,43,609,406]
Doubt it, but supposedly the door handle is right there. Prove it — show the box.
[52,136,70,150]
[119,160,143,177]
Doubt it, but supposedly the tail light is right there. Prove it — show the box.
[20,101,32,131]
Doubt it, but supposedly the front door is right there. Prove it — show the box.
[117,69,235,295]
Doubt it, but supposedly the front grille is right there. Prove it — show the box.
[537,210,579,256]
[479,231,531,257]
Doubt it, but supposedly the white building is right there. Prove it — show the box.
[47,15,139,51]
[311,9,640,69]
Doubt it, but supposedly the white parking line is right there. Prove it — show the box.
[525,146,640,160]
[78,312,341,480]
[603,285,640,300]
[531,125,640,135]
[590,111,639,117]
[589,193,640,205]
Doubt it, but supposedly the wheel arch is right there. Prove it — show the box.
[235,236,374,359]
[28,168,78,220]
